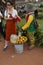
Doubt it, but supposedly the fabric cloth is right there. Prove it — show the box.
[5,20,16,41]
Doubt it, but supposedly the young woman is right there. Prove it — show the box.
[3,1,21,50]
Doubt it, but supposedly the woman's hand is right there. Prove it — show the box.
[4,17,13,21]
[0,15,3,18]
[12,15,17,19]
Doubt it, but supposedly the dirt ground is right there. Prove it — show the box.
[0,40,43,65]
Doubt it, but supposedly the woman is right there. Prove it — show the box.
[3,1,21,50]
[22,12,35,49]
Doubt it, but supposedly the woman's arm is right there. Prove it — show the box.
[12,15,18,19]
[22,15,34,30]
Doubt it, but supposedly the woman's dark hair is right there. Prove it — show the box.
[34,9,38,19]
[7,0,13,6]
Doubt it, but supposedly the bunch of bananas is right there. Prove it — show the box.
[11,36,27,44]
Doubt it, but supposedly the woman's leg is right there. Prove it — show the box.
[3,21,12,50]
[3,40,8,50]
[27,32,35,49]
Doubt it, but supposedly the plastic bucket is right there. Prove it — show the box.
[14,44,23,54]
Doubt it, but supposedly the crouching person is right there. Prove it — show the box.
[22,12,35,50]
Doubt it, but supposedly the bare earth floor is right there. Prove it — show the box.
[0,40,43,65]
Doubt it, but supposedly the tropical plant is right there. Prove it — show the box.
[34,29,43,47]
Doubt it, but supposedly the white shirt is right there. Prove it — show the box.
[4,8,18,18]
[0,11,2,22]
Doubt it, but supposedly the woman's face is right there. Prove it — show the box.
[7,2,12,10]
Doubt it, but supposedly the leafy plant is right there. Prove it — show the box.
[34,29,43,47]
[18,12,25,18]
[38,8,43,12]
